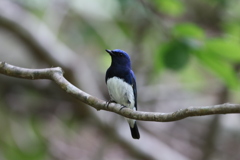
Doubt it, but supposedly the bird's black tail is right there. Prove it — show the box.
[129,122,140,139]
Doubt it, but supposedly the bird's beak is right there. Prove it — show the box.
[105,49,113,56]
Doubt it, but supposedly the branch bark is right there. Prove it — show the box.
[1,61,240,122]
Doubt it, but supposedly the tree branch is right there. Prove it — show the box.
[1,61,240,122]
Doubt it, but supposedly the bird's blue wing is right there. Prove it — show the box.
[129,70,137,109]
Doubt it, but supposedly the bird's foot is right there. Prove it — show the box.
[120,105,127,111]
[106,100,117,108]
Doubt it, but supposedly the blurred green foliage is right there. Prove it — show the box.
[153,0,185,16]
[155,19,240,89]
[160,39,191,70]
[0,110,47,160]
[1,0,240,159]
[172,23,205,39]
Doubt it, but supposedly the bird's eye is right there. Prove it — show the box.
[119,53,123,57]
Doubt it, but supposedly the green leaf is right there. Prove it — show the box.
[162,40,190,71]
[153,0,185,16]
[172,23,205,39]
[223,22,240,37]
[196,51,239,89]
[205,38,240,62]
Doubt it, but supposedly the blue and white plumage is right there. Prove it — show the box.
[105,49,140,139]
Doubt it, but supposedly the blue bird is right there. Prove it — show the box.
[105,49,140,139]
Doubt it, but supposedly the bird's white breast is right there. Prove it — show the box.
[107,77,135,109]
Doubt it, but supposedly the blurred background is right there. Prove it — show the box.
[0,0,240,159]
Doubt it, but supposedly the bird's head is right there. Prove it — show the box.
[106,49,131,67]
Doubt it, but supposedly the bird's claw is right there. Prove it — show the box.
[106,100,117,108]
[120,106,127,111]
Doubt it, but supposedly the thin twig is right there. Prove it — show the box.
[1,61,240,122]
